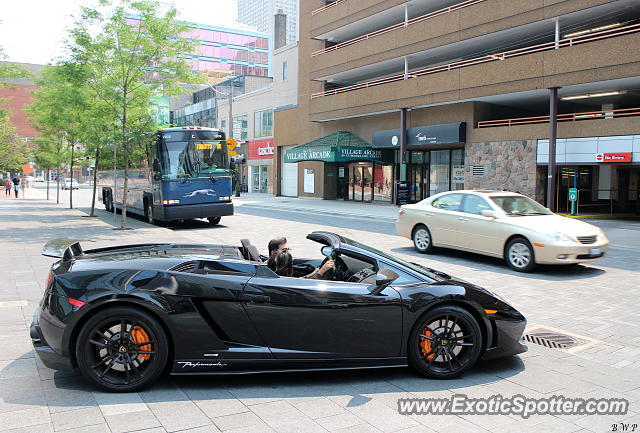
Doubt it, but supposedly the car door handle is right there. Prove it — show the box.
[458,217,469,222]
[240,294,270,303]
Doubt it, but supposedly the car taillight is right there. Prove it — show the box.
[67,298,86,308]
[46,271,53,290]
[398,210,405,216]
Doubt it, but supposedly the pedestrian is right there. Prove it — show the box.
[4,178,11,196]
[11,176,20,198]
[20,177,26,198]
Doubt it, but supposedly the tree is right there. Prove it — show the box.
[68,0,202,229]
[33,135,61,200]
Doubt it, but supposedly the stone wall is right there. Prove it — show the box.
[465,140,538,198]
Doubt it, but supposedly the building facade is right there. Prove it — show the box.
[216,43,299,194]
[237,0,298,46]
[0,62,45,175]
[127,14,272,80]
[274,0,640,215]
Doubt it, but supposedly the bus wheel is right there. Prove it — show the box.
[207,216,221,225]
[145,201,155,225]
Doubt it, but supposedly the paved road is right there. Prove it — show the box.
[0,184,637,432]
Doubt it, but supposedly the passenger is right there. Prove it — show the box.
[266,250,293,277]
[267,236,335,279]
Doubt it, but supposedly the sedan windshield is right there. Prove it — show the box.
[160,141,228,179]
[490,195,553,216]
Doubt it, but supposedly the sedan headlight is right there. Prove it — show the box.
[550,232,576,244]
[598,228,608,241]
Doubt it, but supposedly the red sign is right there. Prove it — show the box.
[248,139,274,160]
[595,152,632,163]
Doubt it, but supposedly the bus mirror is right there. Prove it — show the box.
[229,159,236,171]
[152,159,161,172]
[153,173,162,181]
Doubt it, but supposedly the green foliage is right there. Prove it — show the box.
[0,110,30,172]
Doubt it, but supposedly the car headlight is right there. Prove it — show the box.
[598,228,608,241]
[550,232,576,243]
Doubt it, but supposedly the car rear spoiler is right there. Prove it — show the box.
[42,238,85,261]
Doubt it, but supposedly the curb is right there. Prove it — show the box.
[238,203,398,222]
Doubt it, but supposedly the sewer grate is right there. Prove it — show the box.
[522,329,589,350]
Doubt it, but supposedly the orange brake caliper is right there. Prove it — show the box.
[131,326,151,361]
[420,327,435,361]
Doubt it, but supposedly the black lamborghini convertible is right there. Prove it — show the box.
[31,232,527,392]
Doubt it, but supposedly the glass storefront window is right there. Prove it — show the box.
[373,164,394,202]
[429,150,451,196]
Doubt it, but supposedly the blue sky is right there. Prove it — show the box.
[0,0,241,65]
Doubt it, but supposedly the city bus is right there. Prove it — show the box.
[99,126,234,225]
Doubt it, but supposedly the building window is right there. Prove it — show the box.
[282,61,288,81]
[233,114,248,141]
[254,109,273,138]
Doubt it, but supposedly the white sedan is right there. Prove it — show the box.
[396,190,609,272]
[62,178,79,190]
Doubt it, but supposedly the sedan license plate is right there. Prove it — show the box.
[589,248,601,256]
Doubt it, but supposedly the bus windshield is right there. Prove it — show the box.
[158,131,229,179]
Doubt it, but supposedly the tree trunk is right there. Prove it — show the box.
[46,168,50,200]
[69,139,74,209]
[90,146,100,217]
[119,107,129,230]
[56,164,60,204]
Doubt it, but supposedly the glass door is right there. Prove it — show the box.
[347,163,374,201]
[362,164,373,202]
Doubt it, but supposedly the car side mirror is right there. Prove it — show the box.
[152,159,161,173]
[369,268,399,295]
[481,209,498,219]
[321,245,333,257]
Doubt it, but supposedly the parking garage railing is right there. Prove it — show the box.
[310,23,640,99]
[312,0,487,57]
[312,0,348,16]
[477,107,640,128]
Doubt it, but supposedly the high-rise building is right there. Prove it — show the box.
[127,14,272,80]
[237,0,298,46]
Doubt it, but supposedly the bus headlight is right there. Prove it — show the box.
[162,200,180,205]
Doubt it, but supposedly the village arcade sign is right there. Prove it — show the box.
[284,146,383,163]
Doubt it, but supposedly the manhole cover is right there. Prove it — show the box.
[521,326,599,352]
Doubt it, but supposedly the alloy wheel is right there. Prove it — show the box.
[413,226,433,253]
[508,242,531,269]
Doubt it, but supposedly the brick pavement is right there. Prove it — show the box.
[0,194,639,433]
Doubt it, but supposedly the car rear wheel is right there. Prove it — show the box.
[505,237,536,272]
[412,225,434,253]
[75,306,169,392]
[207,216,221,225]
[409,305,482,379]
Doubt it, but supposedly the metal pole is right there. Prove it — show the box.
[547,87,559,212]
[400,107,407,181]
[113,132,117,226]
[554,19,560,49]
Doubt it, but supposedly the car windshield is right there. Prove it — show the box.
[346,239,447,282]
[160,141,228,179]
[490,195,553,216]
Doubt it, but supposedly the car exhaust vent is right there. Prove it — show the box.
[169,261,199,273]
[521,327,594,351]
[577,235,597,244]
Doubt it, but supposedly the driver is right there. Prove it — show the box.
[267,237,334,279]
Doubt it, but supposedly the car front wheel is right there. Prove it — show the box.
[505,237,536,272]
[75,306,169,392]
[409,305,482,379]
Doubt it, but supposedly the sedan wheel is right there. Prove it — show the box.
[412,225,434,253]
[409,305,482,379]
[505,237,536,272]
[76,307,168,392]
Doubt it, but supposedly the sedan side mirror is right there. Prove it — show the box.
[321,245,334,257]
[481,209,498,219]
[369,268,399,295]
